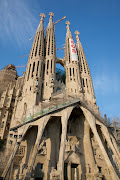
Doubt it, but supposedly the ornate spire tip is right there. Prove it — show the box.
[40,13,46,19]
[75,30,80,35]
[66,21,70,26]
[49,12,54,18]
[66,21,70,29]
[75,30,80,40]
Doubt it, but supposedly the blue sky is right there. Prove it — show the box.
[0,0,120,119]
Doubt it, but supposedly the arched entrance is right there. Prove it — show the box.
[64,107,85,180]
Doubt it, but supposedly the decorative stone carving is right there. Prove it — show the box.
[75,140,81,153]
[50,168,60,180]
[65,138,81,154]
[92,137,104,160]
[38,140,47,155]
[33,78,39,93]
[50,75,55,88]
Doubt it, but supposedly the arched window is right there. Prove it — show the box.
[43,63,45,79]
[39,36,42,56]
[35,36,39,56]
[70,68,71,76]
[36,61,39,76]
[86,78,88,88]
[73,68,74,76]
[47,60,49,74]
[83,78,85,87]
[51,59,52,73]
[48,35,50,55]
[76,69,78,80]
[32,62,35,77]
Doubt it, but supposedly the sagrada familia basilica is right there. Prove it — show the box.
[0,12,120,180]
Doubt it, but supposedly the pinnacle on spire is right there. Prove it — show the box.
[36,13,45,32]
[49,12,54,19]
[75,30,82,49]
[47,12,54,29]
[40,13,45,22]
[65,21,72,39]
[66,21,70,29]
[75,30,80,41]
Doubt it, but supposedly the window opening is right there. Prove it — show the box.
[32,62,35,77]
[70,68,71,76]
[86,79,88,88]
[46,60,49,74]
[36,61,39,76]
[51,59,52,73]
[83,78,85,87]
[27,64,31,81]
[73,68,74,76]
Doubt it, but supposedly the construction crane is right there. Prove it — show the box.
[17,17,66,64]
[54,16,66,25]
[56,44,65,51]
[28,16,66,41]
[17,54,29,58]
[56,47,65,50]
[15,65,27,68]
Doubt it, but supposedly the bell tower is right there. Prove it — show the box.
[65,21,82,96]
[23,13,45,105]
[43,12,56,100]
[75,30,96,103]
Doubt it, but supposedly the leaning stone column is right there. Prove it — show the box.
[57,106,73,180]
[110,134,120,157]
[83,119,96,173]
[101,125,120,166]
[25,115,50,179]
[81,106,119,180]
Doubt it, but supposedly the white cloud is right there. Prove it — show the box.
[93,73,120,95]
[0,0,38,47]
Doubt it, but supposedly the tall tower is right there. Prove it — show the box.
[75,30,96,103]
[65,21,82,96]
[43,12,56,100]
[23,13,45,105]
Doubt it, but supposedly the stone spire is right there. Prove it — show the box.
[47,12,54,29]
[75,30,82,49]
[66,21,72,39]
[43,12,56,100]
[75,30,96,104]
[65,22,82,96]
[23,13,46,105]
[29,13,45,61]
[36,13,46,32]
[65,21,72,63]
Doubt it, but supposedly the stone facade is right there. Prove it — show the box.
[0,13,120,180]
